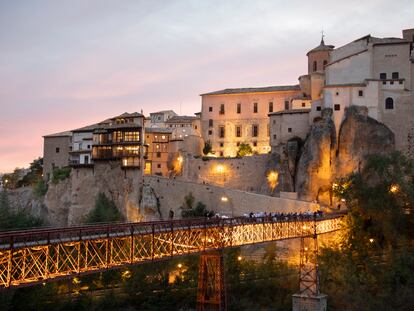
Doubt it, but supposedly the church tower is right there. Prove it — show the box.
[306,35,334,74]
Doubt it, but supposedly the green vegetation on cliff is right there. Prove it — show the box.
[85,193,123,223]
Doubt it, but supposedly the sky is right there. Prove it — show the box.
[0,0,413,173]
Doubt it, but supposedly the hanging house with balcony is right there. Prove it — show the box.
[92,112,147,168]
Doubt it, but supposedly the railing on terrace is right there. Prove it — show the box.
[0,213,344,289]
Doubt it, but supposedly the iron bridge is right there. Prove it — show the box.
[0,214,343,289]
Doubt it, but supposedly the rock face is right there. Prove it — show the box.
[44,162,146,226]
[139,184,161,220]
[295,109,336,202]
[295,106,395,203]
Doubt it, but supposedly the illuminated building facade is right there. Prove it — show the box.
[92,112,147,168]
[145,127,172,176]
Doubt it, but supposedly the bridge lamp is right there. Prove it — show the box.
[177,263,183,269]
[390,184,399,194]
[72,277,81,285]
[122,270,131,279]
[237,256,242,261]
[302,225,308,230]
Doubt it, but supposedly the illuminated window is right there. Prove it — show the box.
[114,131,123,142]
[124,131,139,142]
[236,126,241,137]
[253,102,258,113]
[268,102,273,113]
[237,103,241,114]
[252,125,258,137]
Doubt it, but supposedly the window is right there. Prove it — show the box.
[316,106,321,111]
[208,130,213,135]
[253,102,258,113]
[392,72,399,79]
[390,81,394,85]
[252,125,258,137]
[269,102,273,113]
[124,131,139,142]
[288,127,292,133]
[358,90,364,97]
[219,126,225,138]
[209,119,213,127]
[219,104,225,115]
[219,142,224,147]
[335,92,339,96]
[302,102,306,107]
[237,103,241,114]
[253,141,257,147]
[313,61,317,71]
[273,134,277,140]
[219,151,224,157]
[284,101,289,110]
[157,164,161,168]
[380,73,387,80]
[385,97,394,109]
[209,107,213,112]
[334,104,340,111]
[56,147,60,153]
[236,142,240,147]
[236,126,241,137]
[323,60,328,66]
[156,152,161,158]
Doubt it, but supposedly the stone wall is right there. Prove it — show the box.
[143,176,319,220]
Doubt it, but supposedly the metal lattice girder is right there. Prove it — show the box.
[0,213,345,289]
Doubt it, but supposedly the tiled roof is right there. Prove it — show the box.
[165,115,198,123]
[201,84,301,96]
[306,39,334,56]
[150,110,177,115]
[145,127,173,133]
[43,131,73,138]
[113,112,144,119]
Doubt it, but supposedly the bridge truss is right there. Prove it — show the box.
[0,214,343,289]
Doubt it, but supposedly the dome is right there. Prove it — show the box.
[306,38,334,56]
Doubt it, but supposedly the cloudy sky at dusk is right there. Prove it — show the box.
[0,0,413,173]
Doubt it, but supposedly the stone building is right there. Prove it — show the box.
[43,131,72,180]
[200,86,303,157]
[148,110,177,128]
[144,127,172,176]
[316,28,414,153]
[269,109,311,150]
[165,115,201,138]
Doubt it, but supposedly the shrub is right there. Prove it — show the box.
[181,201,214,218]
[85,193,123,223]
[33,179,48,198]
[236,143,253,157]
[51,166,71,184]
[202,140,212,155]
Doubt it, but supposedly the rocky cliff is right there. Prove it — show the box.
[295,106,395,203]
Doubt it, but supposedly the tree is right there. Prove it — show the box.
[203,140,212,155]
[85,193,123,223]
[236,143,253,157]
[319,152,414,310]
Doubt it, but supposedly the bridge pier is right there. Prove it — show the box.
[196,250,226,311]
[292,218,327,311]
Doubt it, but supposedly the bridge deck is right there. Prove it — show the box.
[0,214,343,289]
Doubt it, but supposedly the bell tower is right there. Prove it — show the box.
[306,33,334,74]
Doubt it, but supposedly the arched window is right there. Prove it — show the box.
[385,97,394,110]
[313,61,317,72]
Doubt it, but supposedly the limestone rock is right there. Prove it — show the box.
[295,108,336,202]
[140,184,161,220]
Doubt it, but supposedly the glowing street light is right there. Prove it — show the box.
[237,256,242,261]
[177,263,183,269]
[369,238,374,243]
[221,196,228,202]
[390,184,399,194]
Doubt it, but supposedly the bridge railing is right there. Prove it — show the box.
[0,213,344,289]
